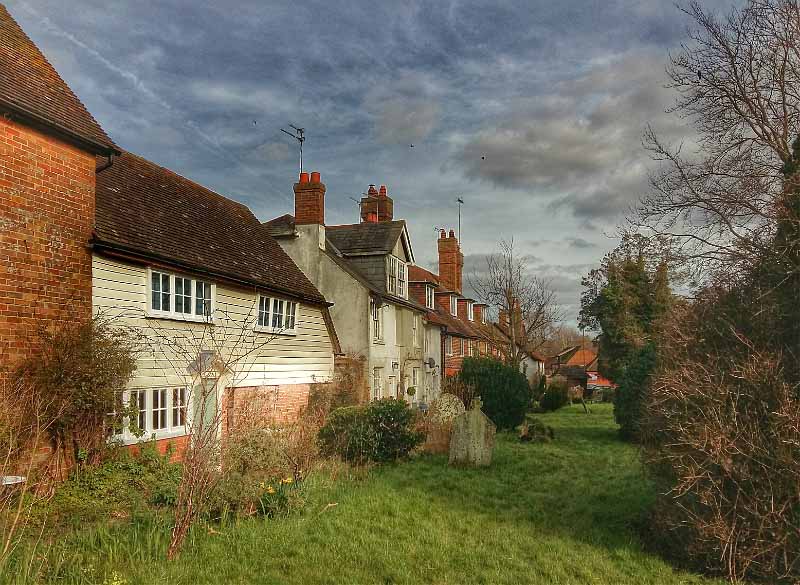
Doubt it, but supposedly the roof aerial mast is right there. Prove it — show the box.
[456,197,465,241]
[280,124,305,174]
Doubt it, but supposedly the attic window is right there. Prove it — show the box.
[450,295,457,316]
[467,302,474,321]
[386,256,407,298]
[425,285,435,309]
[481,310,486,324]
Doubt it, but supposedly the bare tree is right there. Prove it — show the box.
[634,0,800,282]
[471,240,562,369]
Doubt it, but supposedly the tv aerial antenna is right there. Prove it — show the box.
[280,124,305,174]
[456,197,465,241]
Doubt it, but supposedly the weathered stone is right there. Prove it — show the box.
[428,393,465,424]
[448,397,496,467]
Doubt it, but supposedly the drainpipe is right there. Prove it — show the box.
[95,153,114,174]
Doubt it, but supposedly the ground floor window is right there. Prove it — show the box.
[117,387,189,442]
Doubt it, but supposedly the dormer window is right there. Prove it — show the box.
[482,310,486,324]
[386,256,407,298]
[450,295,458,316]
[467,302,474,321]
[425,285,435,309]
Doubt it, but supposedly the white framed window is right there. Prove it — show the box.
[445,336,453,356]
[423,327,429,354]
[371,299,383,342]
[116,386,189,443]
[467,302,474,321]
[148,269,214,322]
[412,313,420,347]
[412,367,419,387]
[425,285,435,309]
[386,256,407,298]
[450,295,458,316]
[372,367,383,400]
[481,310,486,324]
[256,296,298,334]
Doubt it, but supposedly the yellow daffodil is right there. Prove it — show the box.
[266,486,275,494]
[282,477,293,484]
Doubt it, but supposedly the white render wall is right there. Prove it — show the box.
[92,254,335,390]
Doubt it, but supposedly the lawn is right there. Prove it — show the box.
[18,404,725,584]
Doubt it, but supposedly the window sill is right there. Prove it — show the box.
[372,339,385,345]
[145,311,214,325]
[114,428,188,446]
[254,326,297,336]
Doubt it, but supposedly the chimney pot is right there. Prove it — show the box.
[449,229,456,238]
[368,184,378,196]
[379,184,387,197]
[299,172,310,183]
[439,229,446,239]
[310,171,321,183]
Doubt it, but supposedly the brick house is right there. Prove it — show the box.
[0,5,339,458]
[266,179,440,405]
[0,4,119,381]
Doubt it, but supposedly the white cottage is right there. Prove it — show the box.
[266,176,442,405]
[93,153,338,455]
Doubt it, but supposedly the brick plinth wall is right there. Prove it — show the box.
[0,117,95,377]
[221,383,318,436]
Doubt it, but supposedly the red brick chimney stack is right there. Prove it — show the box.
[294,171,326,225]
[438,228,464,294]
[360,183,394,222]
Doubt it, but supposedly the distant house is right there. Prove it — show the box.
[267,179,439,405]
[0,5,339,459]
[549,346,614,393]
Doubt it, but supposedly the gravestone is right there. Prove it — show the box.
[422,393,465,454]
[448,397,496,467]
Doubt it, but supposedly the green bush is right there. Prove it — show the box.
[457,357,531,430]
[539,377,569,412]
[318,399,423,464]
[613,343,656,441]
[38,442,182,527]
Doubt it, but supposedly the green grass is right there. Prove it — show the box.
[13,405,725,584]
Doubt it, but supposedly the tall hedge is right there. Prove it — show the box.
[457,357,530,429]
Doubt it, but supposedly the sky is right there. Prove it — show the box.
[7,0,736,323]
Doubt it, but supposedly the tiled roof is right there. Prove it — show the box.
[408,265,439,285]
[326,221,406,255]
[0,4,117,153]
[94,152,326,304]
[565,348,596,367]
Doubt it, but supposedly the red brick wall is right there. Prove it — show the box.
[437,230,463,294]
[0,117,95,376]
[221,383,315,435]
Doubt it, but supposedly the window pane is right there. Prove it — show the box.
[258,296,268,327]
[285,302,296,330]
[175,277,191,314]
[161,274,171,312]
[151,273,161,310]
[172,387,186,427]
[272,299,284,329]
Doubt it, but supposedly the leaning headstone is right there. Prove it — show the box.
[449,397,496,467]
[422,393,465,454]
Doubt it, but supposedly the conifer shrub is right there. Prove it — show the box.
[318,399,423,464]
[539,376,569,412]
[457,357,531,429]
[613,343,656,441]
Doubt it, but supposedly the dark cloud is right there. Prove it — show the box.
[4,0,734,324]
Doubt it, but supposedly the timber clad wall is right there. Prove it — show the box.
[0,117,95,374]
[92,255,335,389]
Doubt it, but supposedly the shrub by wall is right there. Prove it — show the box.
[457,357,530,429]
[318,399,423,464]
[613,343,656,441]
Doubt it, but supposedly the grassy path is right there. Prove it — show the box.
[37,404,724,584]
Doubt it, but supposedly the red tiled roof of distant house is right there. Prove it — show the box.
[566,348,596,367]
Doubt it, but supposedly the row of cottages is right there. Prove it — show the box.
[407,232,546,384]
[265,180,441,405]
[0,5,337,456]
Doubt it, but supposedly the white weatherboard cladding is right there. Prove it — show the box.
[92,255,334,389]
